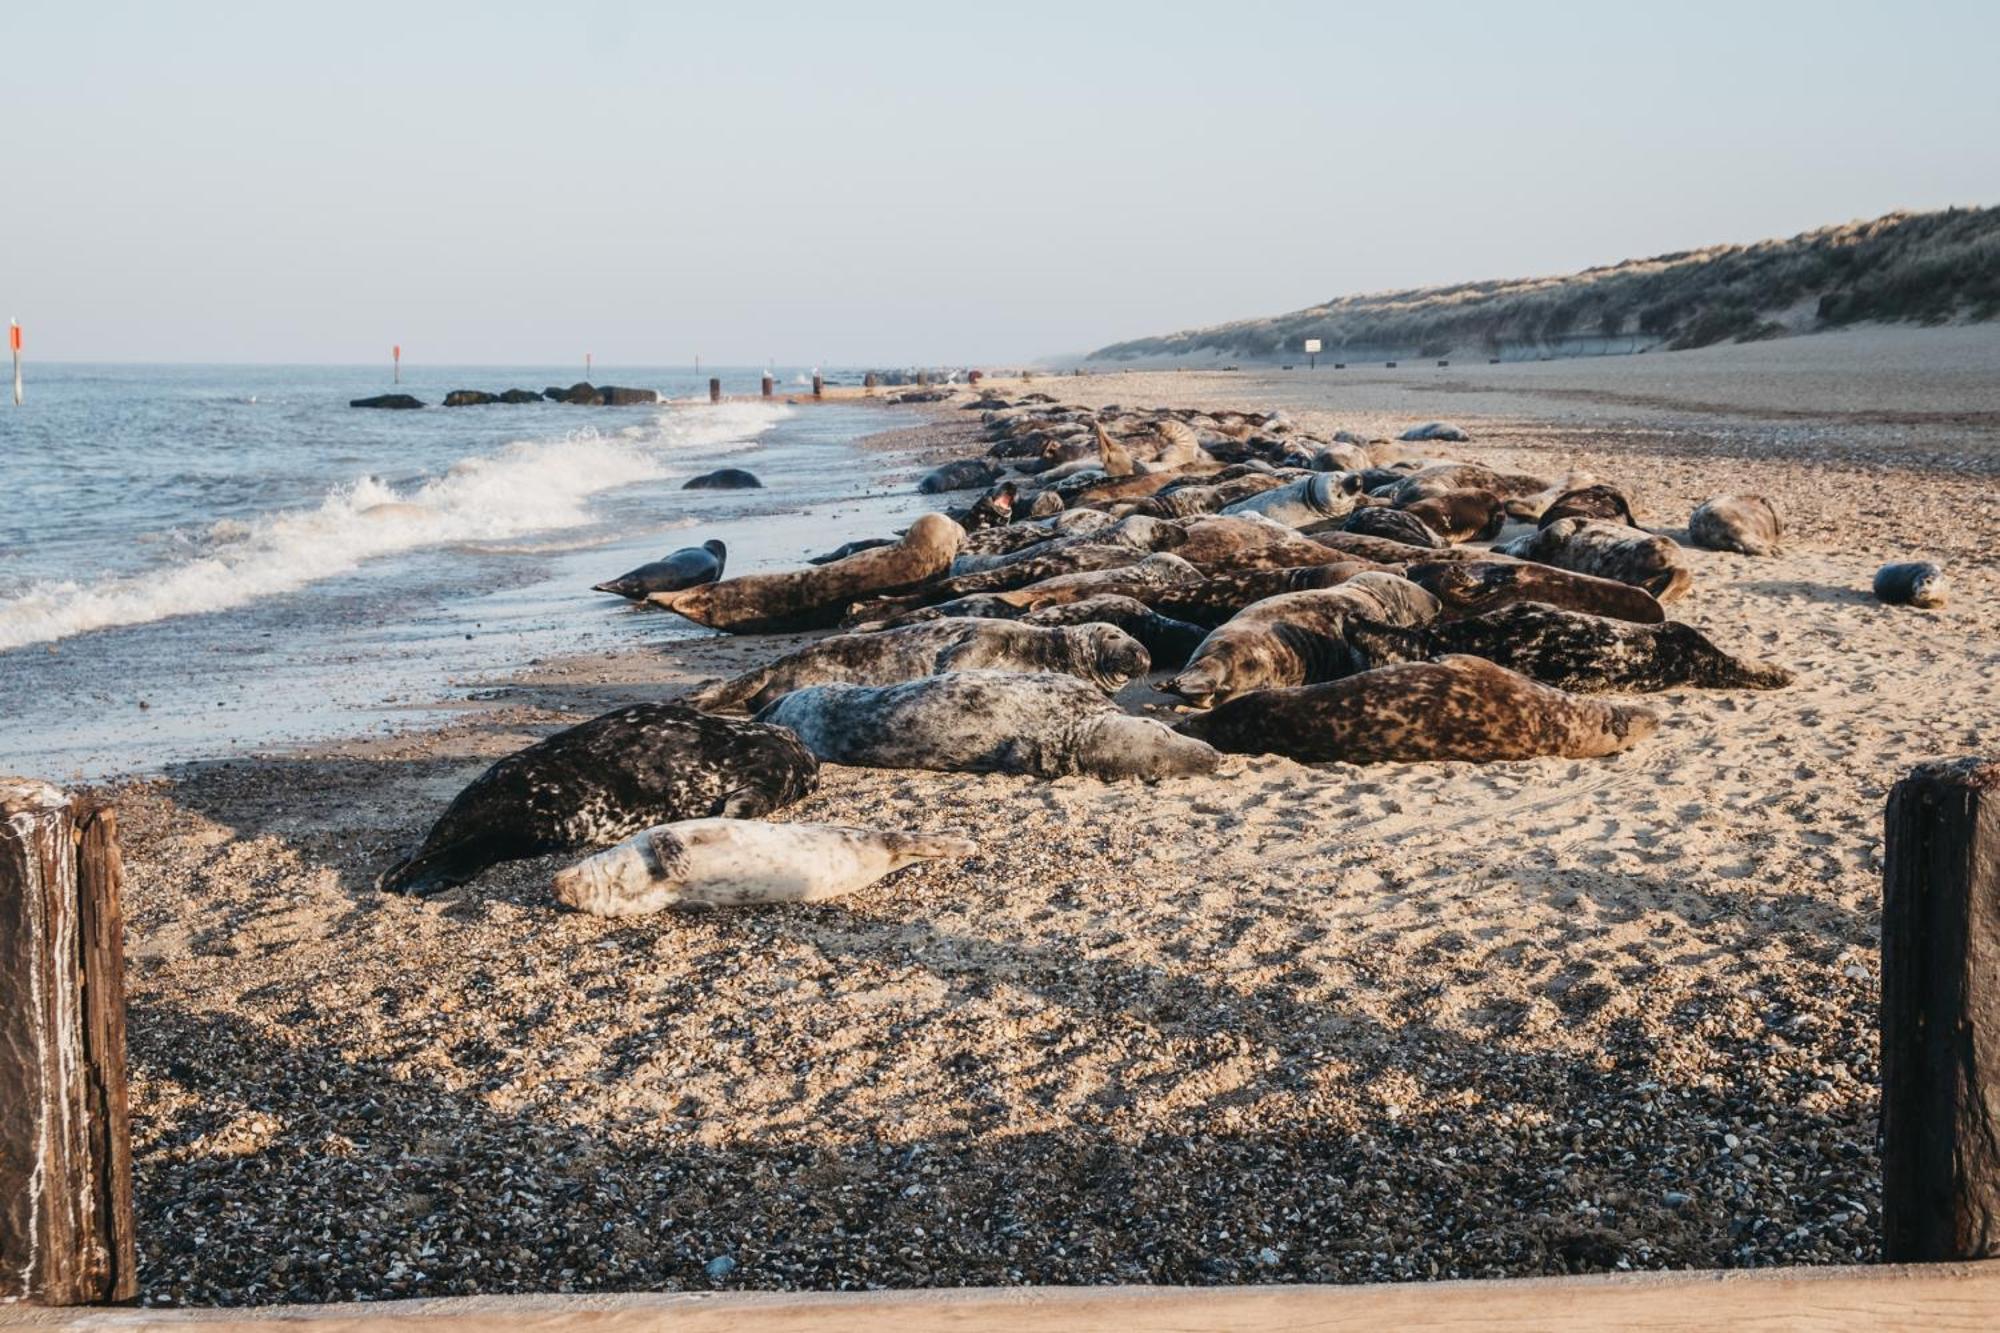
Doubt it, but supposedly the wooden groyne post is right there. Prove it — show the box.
[708,377,721,404]
[1882,757,2000,1261]
[812,373,824,398]
[0,780,137,1305]
[761,374,773,398]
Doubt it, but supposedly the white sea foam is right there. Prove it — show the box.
[0,401,789,651]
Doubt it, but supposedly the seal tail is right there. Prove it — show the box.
[1711,657,1797,690]
[883,831,979,862]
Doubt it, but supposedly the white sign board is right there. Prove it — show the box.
[1303,339,1322,354]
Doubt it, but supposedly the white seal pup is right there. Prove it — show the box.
[551,819,977,917]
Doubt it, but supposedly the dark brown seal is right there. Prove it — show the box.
[1403,560,1667,625]
[1176,655,1660,763]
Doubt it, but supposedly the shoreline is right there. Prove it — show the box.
[90,335,2000,1304]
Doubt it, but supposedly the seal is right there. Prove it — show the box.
[957,509,1111,561]
[1173,515,1359,573]
[1400,488,1507,543]
[1540,484,1639,528]
[1873,561,1949,608]
[592,540,727,599]
[849,544,1153,621]
[651,512,963,633]
[683,467,762,490]
[1345,601,1796,692]
[1498,518,1693,604]
[949,481,1017,531]
[1688,495,1782,556]
[1176,655,1660,764]
[552,819,977,917]
[1305,527,1494,564]
[1131,473,1288,519]
[376,703,819,896]
[1400,422,1471,442]
[1403,560,1667,624]
[755,670,1220,780]
[1394,464,1550,506]
[685,620,1150,713]
[1341,506,1447,549]
[1166,571,1442,706]
[919,458,1005,494]
[1218,472,1365,527]
[1018,595,1210,671]
[1148,560,1388,627]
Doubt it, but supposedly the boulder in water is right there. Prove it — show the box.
[498,388,542,404]
[684,468,764,491]
[351,394,425,409]
[599,385,661,405]
[443,389,496,407]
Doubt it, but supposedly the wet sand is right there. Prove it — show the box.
[98,325,2000,1305]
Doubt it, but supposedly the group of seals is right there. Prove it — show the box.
[390,393,1846,913]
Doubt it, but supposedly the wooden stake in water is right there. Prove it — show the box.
[10,320,20,406]
[586,352,593,381]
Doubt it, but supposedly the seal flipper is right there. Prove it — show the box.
[377,837,492,896]
[710,785,778,819]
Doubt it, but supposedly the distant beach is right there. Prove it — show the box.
[76,323,2000,1304]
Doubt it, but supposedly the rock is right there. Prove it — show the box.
[350,394,424,410]
[599,385,660,405]
[683,468,763,491]
[554,382,602,405]
[497,388,542,404]
[704,1255,736,1279]
[442,390,496,407]
[1400,421,1471,442]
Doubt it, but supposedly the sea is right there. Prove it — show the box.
[0,364,931,780]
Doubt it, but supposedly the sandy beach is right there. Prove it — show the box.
[97,325,2000,1305]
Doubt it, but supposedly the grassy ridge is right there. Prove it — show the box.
[1087,206,2000,362]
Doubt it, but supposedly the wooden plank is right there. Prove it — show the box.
[1882,757,2000,1262]
[0,781,137,1306]
[4,1265,1999,1332]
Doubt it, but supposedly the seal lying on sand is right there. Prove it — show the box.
[552,819,977,917]
[919,458,1005,494]
[1341,506,1447,549]
[1874,561,1949,608]
[877,594,1208,671]
[592,540,727,599]
[1688,495,1782,556]
[1400,489,1507,543]
[1218,472,1365,527]
[685,620,1149,713]
[1148,561,1387,627]
[684,468,762,490]
[1177,656,1659,764]
[1541,484,1639,528]
[652,513,962,633]
[1130,473,1288,519]
[1403,560,1667,624]
[756,671,1219,780]
[377,704,819,896]
[848,544,1151,620]
[808,538,897,565]
[1498,518,1693,604]
[1166,571,1441,706]
[1174,515,1357,573]
[1346,601,1796,692]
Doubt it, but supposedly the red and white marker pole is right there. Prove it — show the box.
[393,344,401,384]
[9,320,20,406]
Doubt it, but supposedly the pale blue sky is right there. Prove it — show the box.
[5,0,1995,364]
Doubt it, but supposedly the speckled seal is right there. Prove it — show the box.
[755,670,1219,780]
[1176,654,1660,764]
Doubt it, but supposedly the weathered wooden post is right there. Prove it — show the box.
[0,779,137,1305]
[761,374,773,398]
[863,372,878,393]
[1882,756,2000,1262]
[812,373,823,398]
[708,377,721,404]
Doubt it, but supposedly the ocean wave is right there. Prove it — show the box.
[0,401,788,651]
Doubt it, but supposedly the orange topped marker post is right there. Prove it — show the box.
[10,320,20,406]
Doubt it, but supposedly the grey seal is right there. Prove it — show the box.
[592,540,727,599]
